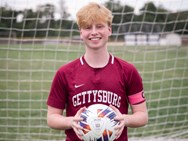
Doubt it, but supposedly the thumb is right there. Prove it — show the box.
[75,107,86,117]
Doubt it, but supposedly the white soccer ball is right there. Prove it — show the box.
[79,104,119,141]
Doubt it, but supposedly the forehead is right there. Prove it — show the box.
[80,17,108,29]
[83,21,108,27]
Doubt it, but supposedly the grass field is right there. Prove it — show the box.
[0,43,188,141]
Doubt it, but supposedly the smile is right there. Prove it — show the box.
[89,37,101,40]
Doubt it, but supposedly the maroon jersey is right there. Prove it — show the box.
[47,54,145,141]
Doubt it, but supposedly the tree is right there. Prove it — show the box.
[59,0,70,19]
[104,0,134,40]
[0,6,20,37]
[139,2,157,22]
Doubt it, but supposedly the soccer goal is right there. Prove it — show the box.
[0,0,188,141]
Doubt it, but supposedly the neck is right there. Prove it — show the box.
[84,48,110,68]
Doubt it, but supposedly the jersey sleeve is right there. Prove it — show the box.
[126,64,145,105]
[47,69,68,109]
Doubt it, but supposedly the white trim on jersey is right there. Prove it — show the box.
[80,55,114,65]
[111,55,114,64]
[80,56,84,65]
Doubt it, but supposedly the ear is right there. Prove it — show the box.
[79,29,83,40]
[108,26,112,36]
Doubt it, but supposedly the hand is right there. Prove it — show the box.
[71,107,86,140]
[109,105,127,139]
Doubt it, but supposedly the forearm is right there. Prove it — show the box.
[124,111,148,128]
[47,114,73,130]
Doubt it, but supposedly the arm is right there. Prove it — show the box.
[47,106,85,139]
[124,101,148,127]
[47,106,73,130]
[110,102,148,139]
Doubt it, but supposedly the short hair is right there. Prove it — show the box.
[76,2,113,29]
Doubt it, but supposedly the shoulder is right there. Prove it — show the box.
[52,58,82,83]
[57,58,81,73]
[114,56,137,71]
[113,56,142,82]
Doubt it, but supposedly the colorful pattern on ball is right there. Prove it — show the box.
[79,104,119,141]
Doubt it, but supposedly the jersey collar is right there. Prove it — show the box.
[79,54,114,66]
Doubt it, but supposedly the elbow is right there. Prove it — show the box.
[47,115,58,129]
[142,112,149,126]
[47,116,54,128]
[144,117,148,126]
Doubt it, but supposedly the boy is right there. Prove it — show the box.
[47,2,148,141]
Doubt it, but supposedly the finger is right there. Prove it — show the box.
[114,116,124,121]
[73,128,83,140]
[115,127,124,139]
[72,121,83,130]
[77,135,83,140]
[74,128,83,136]
[114,122,124,130]
[71,117,84,130]
[73,125,83,140]
[75,107,86,117]
[109,105,117,111]
[116,132,121,139]
[109,105,121,115]
[77,132,83,140]
[73,117,83,122]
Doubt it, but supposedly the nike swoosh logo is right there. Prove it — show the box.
[75,84,84,88]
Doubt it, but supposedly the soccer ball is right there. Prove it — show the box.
[79,104,119,141]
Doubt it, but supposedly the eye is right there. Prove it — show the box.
[84,25,92,30]
[96,24,104,29]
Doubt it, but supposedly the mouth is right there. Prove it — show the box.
[89,37,102,40]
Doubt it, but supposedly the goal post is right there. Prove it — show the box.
[0,0,188,141]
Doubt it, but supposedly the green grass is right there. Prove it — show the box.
[0,43,188,140]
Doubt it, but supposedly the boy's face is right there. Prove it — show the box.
[80,22,112,49]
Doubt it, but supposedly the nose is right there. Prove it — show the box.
[91,27,97,35]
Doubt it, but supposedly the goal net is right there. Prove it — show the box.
[0,0,188,141]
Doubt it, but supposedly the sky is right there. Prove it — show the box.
[1,0,188,20]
